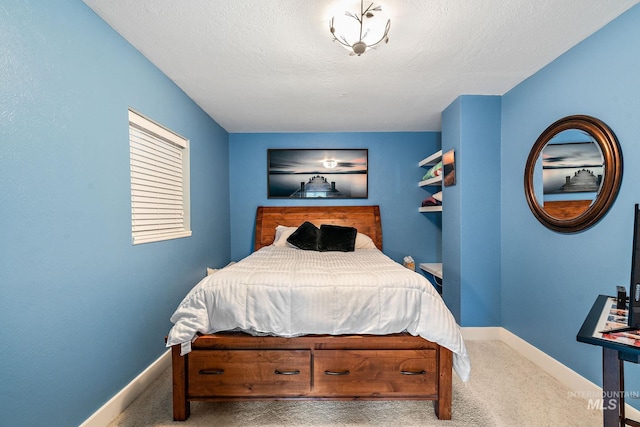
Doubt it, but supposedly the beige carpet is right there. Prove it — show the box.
[108,341,601,426]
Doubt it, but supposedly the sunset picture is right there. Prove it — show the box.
[267,149,368,198]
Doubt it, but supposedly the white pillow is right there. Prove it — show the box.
[272,225,298,246]
[355,232,377,249]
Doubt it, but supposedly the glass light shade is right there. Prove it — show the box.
[329,1,390,56]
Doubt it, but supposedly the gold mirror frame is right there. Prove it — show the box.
[524,115,623,233]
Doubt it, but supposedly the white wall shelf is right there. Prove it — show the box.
[419,205,442,213]
[419,176,442,187]
[418,150,443,167]
[419,149,443,213]
[419,150,444,293]
[419,262,442,279]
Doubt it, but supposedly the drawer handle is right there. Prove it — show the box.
[199,368,224,375]
[400,370,426,375]
[324,370,350,376]
[274,369,300,375]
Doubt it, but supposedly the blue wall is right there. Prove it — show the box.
[0,1,230,426]
[501,4,640,400]
[229,132,442,267]
[442,96,502,327]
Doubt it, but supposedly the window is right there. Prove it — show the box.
[128,109,191,244]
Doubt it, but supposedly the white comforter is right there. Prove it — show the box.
[166,246,470,381]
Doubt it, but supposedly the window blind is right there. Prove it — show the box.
[129,110,191,244]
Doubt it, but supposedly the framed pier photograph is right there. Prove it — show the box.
[267,149,368,199]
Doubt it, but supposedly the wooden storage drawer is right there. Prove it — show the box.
[313,349,437,397]
[188,350,311,397]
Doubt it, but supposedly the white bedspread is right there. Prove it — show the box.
[166,246,470,381]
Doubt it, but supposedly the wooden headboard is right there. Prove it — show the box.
[254,205,382,252]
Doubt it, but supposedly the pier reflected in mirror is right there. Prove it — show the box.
[536,129,603,220]
[524,115,622,233]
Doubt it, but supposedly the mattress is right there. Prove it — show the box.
[166,246,470,381]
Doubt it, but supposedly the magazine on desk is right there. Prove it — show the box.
[595,298,640,346]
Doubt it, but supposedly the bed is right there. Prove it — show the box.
[166,205,469,421]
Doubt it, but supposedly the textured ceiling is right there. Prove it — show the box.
[82,0,638,133]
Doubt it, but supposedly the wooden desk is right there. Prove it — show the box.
[577,295,640,427]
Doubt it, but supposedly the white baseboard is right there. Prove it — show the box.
[462,326,640,421]
[460,326,503,341]
[80,349,171,427]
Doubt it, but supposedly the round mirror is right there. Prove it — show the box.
[524,115,622,233]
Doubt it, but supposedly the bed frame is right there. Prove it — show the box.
[170,205,453,421]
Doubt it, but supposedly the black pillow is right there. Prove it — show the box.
[318,224,357,252]
[286,221,320,251]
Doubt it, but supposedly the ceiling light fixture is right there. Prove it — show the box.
[329,1,390,56]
